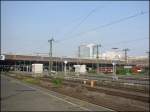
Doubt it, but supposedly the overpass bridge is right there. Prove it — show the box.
[0,54,148,72]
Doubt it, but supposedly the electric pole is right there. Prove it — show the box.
[145,51,149,58]
[145,51,149,67]
[123,48,130,64]
[96,44,101,74]
[48,38,54,76]
[78,46,80,65]
[112,47,119,80]
[78,46,80,58]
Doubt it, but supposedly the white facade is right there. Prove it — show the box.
[79,43,96,59]
[74,65,87,74]
[128,56,147,60]
[101,51,124,60]
[79,43,124,60]
[32,64,43,74]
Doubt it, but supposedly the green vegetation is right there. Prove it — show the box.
[52,78,63,87]
[116,67,132,75]
[88,69,96,74]
[140,67,149,75]
[22,77,40,84]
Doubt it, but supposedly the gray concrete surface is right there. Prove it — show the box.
[1,74,113,111]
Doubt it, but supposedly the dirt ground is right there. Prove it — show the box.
[39,80,149,111]
[6,73,149,111]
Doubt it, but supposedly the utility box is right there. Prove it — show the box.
[74,65,87,74]
[32,64,43,74]
[74,65,80,73]
[80,65,87,74]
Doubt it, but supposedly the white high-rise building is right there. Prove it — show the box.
[79,43,97,59]
[78,43,124,60]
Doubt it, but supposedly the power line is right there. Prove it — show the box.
[87,10,149,33]
[100,37,148,57]
[104,37,148,47]
[54,6,100,36]
[64,6,100,35]
[56,6,102,43]
[53,15,84,37]
[100,37,148,52]
[57,10,149,43]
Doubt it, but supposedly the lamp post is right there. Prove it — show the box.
[112,47,119,80]
[112,62,116,79]
[61,57,63,72]
[64,60,68,76]
[112,60,118,80]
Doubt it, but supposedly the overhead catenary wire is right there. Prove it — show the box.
[53,14,86,37]
[56,10,149,43]
[55,6,102,43]
[63,6,101,35]
[54,6,102,37]
[50,10,149,57]
[101,37,148,52]
[85,10,149,33]
[103,37,148,48]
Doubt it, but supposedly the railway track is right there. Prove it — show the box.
[86,74,150,81]
[5,73,149,111]
[41,77,149,103]
[61,76,149,93]
[5,72,149,103]
[79,75,150,85]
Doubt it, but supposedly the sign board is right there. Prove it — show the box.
[0,55,5,60]
[124,66,132,68]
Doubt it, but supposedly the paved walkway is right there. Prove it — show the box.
[1,74,113,111]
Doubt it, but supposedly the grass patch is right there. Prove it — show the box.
[52,78,63,87]
[22,77,40,84]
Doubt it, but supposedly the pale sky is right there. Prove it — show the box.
[1,1,149,57]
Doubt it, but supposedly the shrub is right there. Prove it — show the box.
[88,69,96,73]
[116,67,126,75]
[116,67,132,75]
[52,78,63,87]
